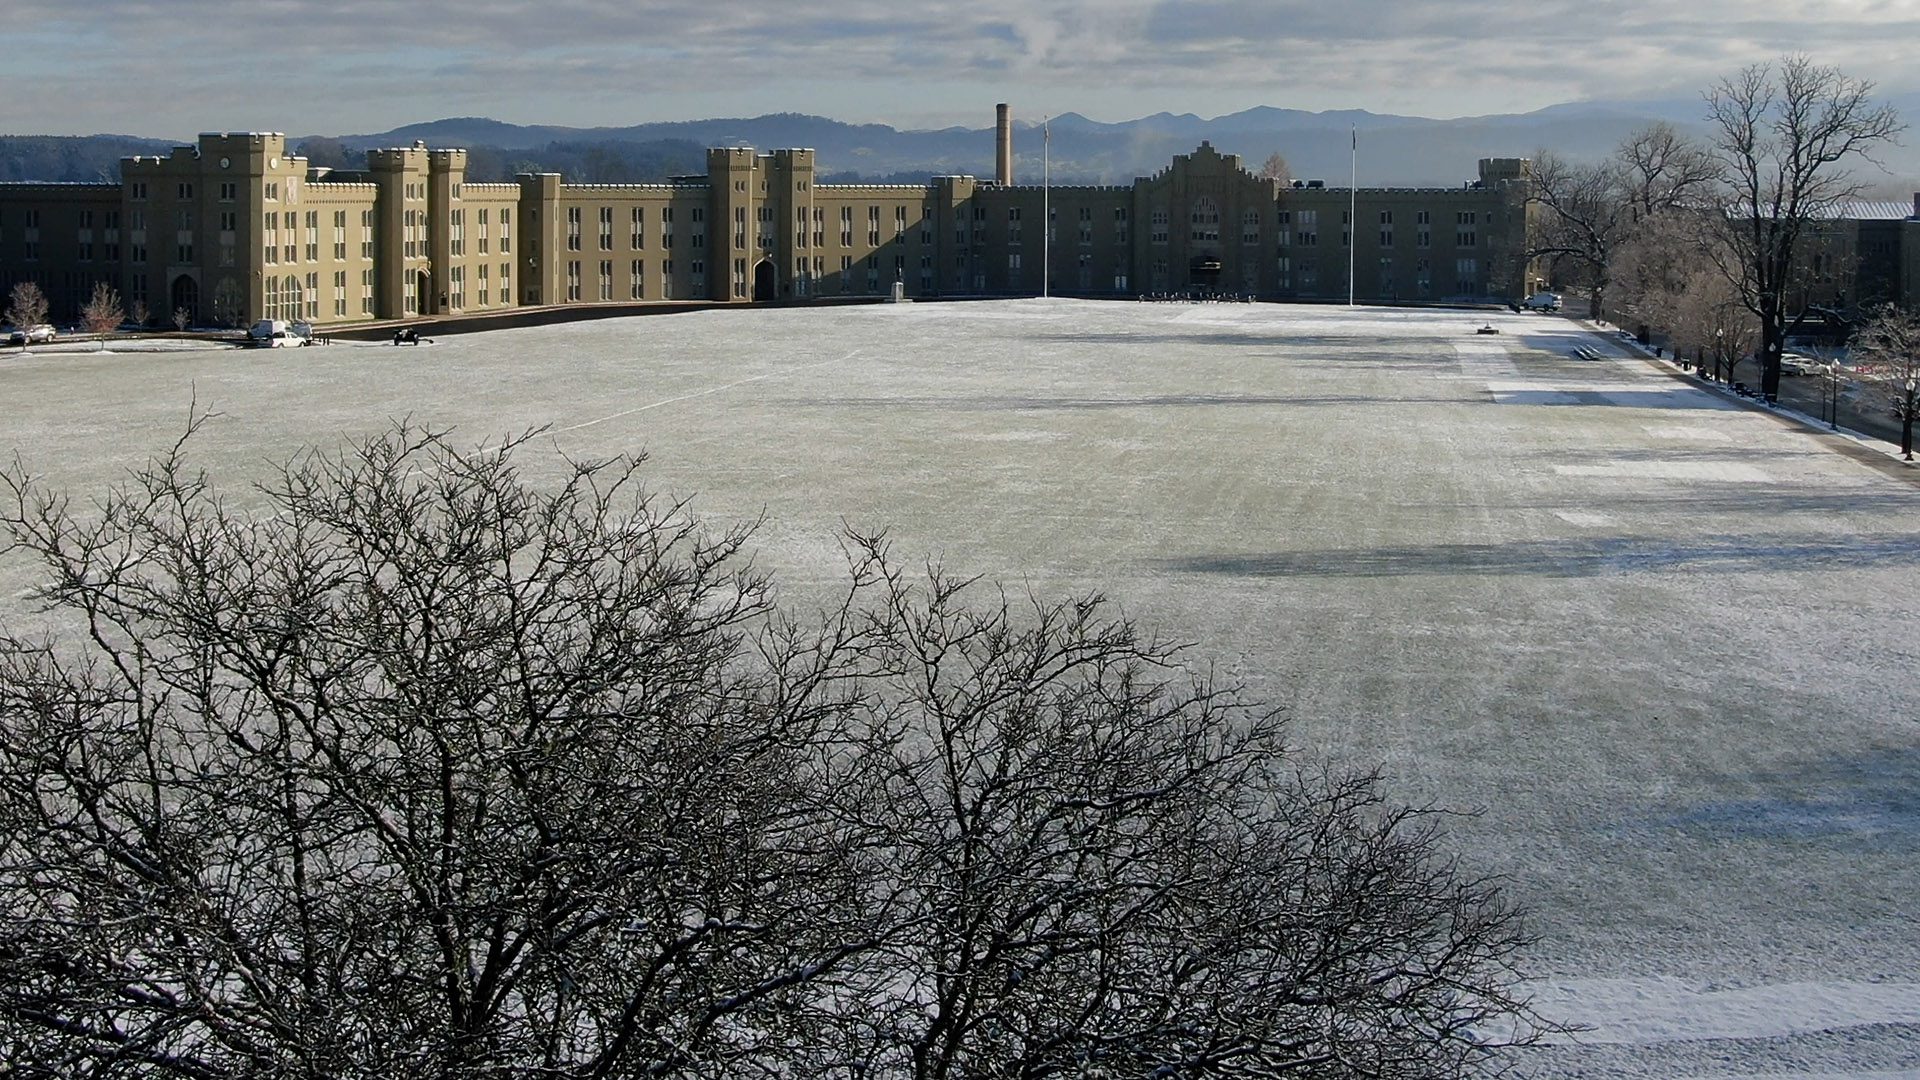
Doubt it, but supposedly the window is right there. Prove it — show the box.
[1456,211,1477,225]
[1241,208,1260,245]
[598,259,612,301]
[566,259,582,301]
[131,182,148,200]
[1150,207,1168,244]
[1455,229,1477,248]
[176,182,193,200]
[498,210,511,252]
[631,259,645,299]
[1455,257,1479,294]
[1416,210,1430,225]
[631,206,644,249]
[598,206,613,251]
[1190,197,1220,242]
[840,206,853,248]
[450,208,465,256]
[867,206,880,248]
[567,206,582,251]
[1379,210,1393,225]
[477,263,490,306]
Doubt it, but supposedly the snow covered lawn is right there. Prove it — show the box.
[2,299,1917,1078]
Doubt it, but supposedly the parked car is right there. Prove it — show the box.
[247,319,308,348]
[1779,352,1820,376]
[1521,292,1564,312]
[7,323,56,345]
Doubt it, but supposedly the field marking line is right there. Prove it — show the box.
[549,349,862,436]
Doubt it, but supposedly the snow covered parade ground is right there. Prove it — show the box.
[3,298,1918,1078]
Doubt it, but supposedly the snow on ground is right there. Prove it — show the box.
[3,299,1918,1078]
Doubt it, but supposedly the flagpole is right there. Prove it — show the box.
[1043,116,1051,299]
[1348,125,1356,307]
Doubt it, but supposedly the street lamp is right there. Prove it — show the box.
[1827,361,1840,431]
[1905,376,1916,460]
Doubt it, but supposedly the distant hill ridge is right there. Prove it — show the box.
[8,97,1919,187]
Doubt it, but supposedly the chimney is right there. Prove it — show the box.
[996,103,1013,186]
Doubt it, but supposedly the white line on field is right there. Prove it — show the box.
[548,349,861,436]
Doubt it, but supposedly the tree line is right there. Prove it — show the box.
[1526,56,1907,406]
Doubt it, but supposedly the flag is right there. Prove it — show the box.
[1352,127,1357,151]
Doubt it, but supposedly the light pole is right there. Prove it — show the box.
[1905,375,1916,460]
[1042,116,1051,300]
[1827,361,1840,430]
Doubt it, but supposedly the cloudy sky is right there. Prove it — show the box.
[5,0,1917,136]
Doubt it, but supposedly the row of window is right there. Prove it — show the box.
[564,258,705,302]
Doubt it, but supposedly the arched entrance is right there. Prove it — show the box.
[752,260,777,303]
[170,275,199,323]
[1189,253,1223,291]
[416,270,432,316]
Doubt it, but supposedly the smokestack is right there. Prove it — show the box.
[996,103,1013,186]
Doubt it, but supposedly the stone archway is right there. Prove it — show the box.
[169,274,199,323]
[1188,253,1224,290]
[752,260,777,303]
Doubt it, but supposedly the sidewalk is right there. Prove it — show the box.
[1574,316,1917,475]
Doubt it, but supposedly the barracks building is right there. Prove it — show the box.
[0,108,1546,327]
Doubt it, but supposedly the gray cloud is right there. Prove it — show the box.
[2,0,1913,136]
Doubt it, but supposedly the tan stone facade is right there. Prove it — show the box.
[1,129,1546,327]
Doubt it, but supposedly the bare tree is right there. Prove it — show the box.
[1259,152,1293,186]
[4,282,48,346]
[79,282,122,349]
[0,421,884,1078]
[171,306,191,332]
[796,540,1552,1079]
[1849,304,1920,458]
[1615,122,1720,223]
[1703,55,1903,403]
[130,299,150,330]
[1528,125,1716,321]
[0,422,1555,1078]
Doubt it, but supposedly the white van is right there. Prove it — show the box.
[248,320,307,348]
[1522,292,1564,312]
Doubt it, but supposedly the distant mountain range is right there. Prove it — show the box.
[8,98,1918,189]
